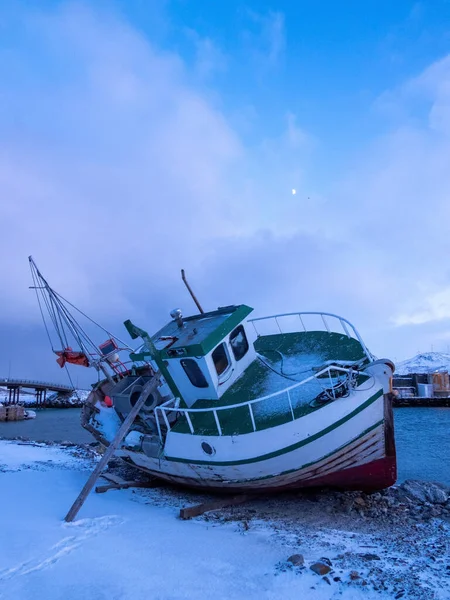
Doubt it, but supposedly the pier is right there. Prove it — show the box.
[393,396,450,408]
[0,378,73,407]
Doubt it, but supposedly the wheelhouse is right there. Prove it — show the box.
[135,305,257,407]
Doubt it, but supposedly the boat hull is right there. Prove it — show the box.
[84,384,397,493]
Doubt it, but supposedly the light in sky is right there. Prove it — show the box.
[292,188,296,195]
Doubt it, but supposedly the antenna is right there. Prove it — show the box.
[181,269,204,314]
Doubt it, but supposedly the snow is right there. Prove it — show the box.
[252,352,343,420]
[396,352,450,375]
[0,441,405,600]
[0,441,81,471]
[124,430,144,447]
[93,402,122,442]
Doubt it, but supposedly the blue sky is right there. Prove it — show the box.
[2,0,450,382]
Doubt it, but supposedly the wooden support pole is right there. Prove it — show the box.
[64,375,160,523]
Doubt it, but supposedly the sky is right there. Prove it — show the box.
[2,0,450,384]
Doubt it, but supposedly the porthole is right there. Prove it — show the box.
[201,441,215,456]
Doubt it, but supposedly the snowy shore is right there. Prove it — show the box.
[0,441,449,600]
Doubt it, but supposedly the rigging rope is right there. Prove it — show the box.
[64,364,81,401]
[30,261,55,351]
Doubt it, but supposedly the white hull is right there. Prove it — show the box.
[89,363,396,491]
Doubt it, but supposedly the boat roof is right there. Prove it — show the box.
[152,304,253,358]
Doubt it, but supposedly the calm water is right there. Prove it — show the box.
[0,407,449,486]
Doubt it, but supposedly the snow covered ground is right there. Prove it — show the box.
[0,441,448,600]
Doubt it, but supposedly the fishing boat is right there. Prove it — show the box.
[30,258,397,492]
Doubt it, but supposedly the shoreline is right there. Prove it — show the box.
[1,439,449,599]
[393,397,450,407]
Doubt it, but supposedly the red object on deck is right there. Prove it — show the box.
[104,395,113,407]
[55,348,90,368]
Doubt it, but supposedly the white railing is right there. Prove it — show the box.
[248,312,374,363]
[154,364,364,440]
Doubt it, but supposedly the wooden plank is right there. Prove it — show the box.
[64,375,160,522]
[101,472,127,485]
[95,483,121,494]
[179,494,253,520]
[95,479,162,494]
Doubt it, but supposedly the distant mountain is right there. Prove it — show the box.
[395,352,450,375]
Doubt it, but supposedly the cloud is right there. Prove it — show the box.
[394,286,450,326]
[184,29,227,79]
[242,9,286,68]
[5,1,450,383]
[0,3,302,380]
[327,53,450,348]
[0,3,244,325]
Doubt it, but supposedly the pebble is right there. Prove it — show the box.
[310,562,331,576]
[287,554,304,567]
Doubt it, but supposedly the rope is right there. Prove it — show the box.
[64,364,81,402]
[54,291,134,351]
[256,354,302,382]
[30,261,55,351]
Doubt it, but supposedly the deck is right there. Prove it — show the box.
[170,331,368,436]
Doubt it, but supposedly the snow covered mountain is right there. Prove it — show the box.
[395,352,450,375]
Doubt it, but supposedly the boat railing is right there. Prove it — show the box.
[248,311,374,363]
[154,364,364,440]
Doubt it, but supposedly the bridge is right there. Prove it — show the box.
[0,378,74,405]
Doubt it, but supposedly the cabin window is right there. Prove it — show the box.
[180,359,209,388]
[229,325,249,361]
[212,343,230,376]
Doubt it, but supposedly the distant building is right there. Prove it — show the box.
[392,371,450,398]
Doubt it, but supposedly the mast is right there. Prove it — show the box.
[181,269,204,314]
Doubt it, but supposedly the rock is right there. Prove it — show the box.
[310,562,331,576]
[360,553,381,561]
[401,480,449,505]
[287,554,304,567]
[354,496,366,507]
[369,492,382,502]
[333,576,341,582]
[319,557,332,567]
[349,570,360,580]
[323,576,332,585]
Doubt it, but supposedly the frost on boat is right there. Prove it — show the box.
[29,258,397,493]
